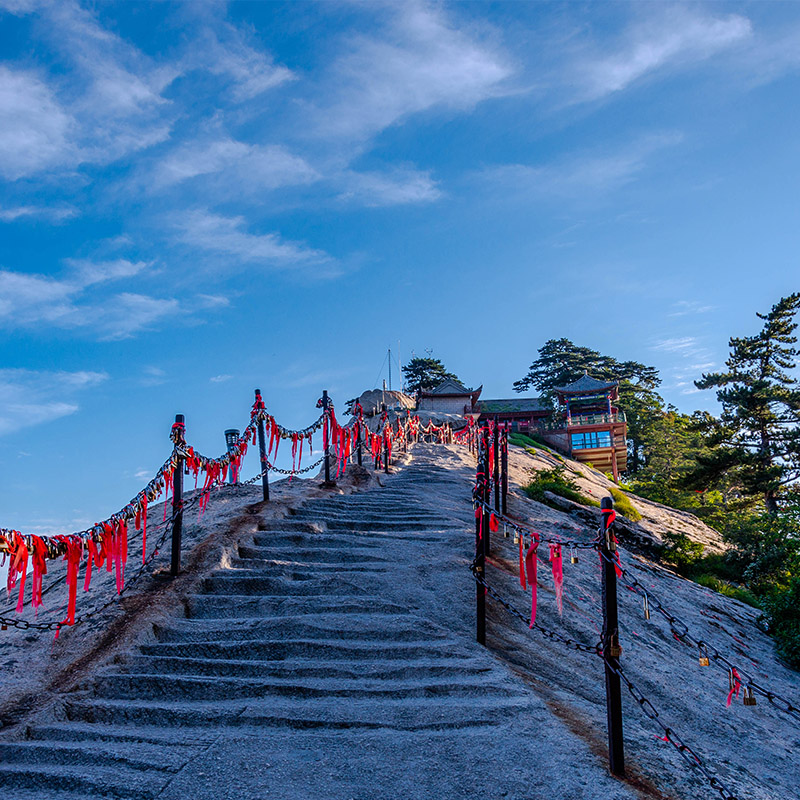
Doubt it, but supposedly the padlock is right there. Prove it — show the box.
[643,595,650,620]
[743,686,757,706]
[513,531,519,545]
[570,547,578,564]
[698,644,710,667]
[503,523,509,539]
[1,624,7,631]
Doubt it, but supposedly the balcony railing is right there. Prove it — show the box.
[540,411,626,431]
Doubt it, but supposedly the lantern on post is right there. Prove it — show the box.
[224,429,240,484]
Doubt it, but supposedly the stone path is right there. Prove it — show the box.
[0,447,641,800]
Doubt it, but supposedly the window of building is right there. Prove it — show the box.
[571,430,612,450]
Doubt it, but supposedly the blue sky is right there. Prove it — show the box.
[1,0,798,534]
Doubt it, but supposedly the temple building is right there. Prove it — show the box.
[538,373,628,482]
[418,378,482,416]
[477,397,550,432]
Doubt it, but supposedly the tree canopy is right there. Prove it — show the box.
[685,293,800,513]
[402,357,460,395]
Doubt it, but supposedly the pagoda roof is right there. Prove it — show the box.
[553,373,619,395]
[479,397,549,414]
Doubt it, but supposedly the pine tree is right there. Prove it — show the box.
[513,338,663,473]
[690,294,800,513]
[402,357,460,395]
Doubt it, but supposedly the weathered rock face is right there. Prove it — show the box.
[353,389,416,416]
[507,442,727,554]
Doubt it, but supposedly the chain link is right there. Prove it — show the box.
[470,564,602,655]
[597,550,800,725]
[606,658,740,800]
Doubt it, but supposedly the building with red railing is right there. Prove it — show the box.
[538,373,627,482]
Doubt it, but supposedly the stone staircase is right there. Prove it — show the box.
[0,447,638,800]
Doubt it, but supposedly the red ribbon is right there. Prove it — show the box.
[549,543,564,616]
[525,537,540,627]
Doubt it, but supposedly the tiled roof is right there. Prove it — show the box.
[553,374,618,394]
[427,378,470,395]
[479,397,549,414]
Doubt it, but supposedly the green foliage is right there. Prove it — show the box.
[687,293,800,513]
[762,577,800,668]
[694,575,760,608]
[609,487,642,521]
[401,356,460,395]
[508,433,539,448]
[662,531,707,572]
[523,466,600,509]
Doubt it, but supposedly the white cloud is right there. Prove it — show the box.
[175,210,336,272]
[101,293,180,341]
[669,300,715,317]
[152,138,318,192]
[312,3,512,143]
[210,374,233,383]
[480,132,682,198]
[575,9,752,101]
[0,260,178,338]
[0,67,75,180]
[338,167,442,206]
[652,337,698,353]
[0,1,178,180]
[0,204,77,223]
[188,22,294,102]
[0,368,107,436]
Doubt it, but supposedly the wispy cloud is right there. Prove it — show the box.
[150,137,318,193]
[183,19,294,102]
[0,368,107,435]
[174,210,338,274]
[668,300,715,317]
[652,336,699,353]
[309,3,513,144]
[338,167,442,206]
[210,374,233,383]
[0,66,75,180]
[479,131,682,198]
[573,8,752,102]
[0,259,179,339]
[0,204,78,222]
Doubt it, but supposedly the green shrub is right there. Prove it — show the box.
[662,531,706,572]
[762,577,800,668]
[694,575,760,608]
[523,466,600,509]
[609,488,642,521]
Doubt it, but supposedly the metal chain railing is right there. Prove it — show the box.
[597,549,800,725]
[607,658,740,800]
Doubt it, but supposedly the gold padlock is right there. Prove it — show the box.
[513,531,520,544]
[698,645,710,667]
[570,547,578,564]
[503,523,509,539]
[743,686,757,706]
[643,595,650,620]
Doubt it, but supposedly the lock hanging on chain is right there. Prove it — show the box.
[503,522,509,538]
[698,644,710,667]
[570,546,578,564]
[643,594,650,620]
[743,685,757,706]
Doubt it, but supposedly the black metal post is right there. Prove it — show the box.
[501,426,508,515]
[482,425,491,556]
[255,389,269,502]
[493,416,500,511]
[357,421,363,466]
[383,431,389,474]
[601,496,625,776]
[170,414,184,577]
[322,390,333,486]
[475,441,486,645]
